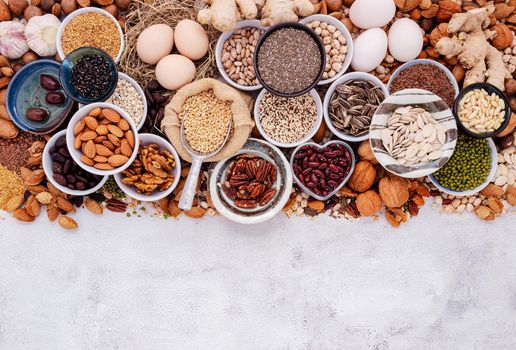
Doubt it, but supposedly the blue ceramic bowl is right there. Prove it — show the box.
[6,59,74,135]
[59,46,118,104]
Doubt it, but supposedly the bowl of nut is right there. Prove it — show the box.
[323,72,388,142]
[209,138,293,224]
[66,102,139,176]
[370,88,458,178]
[215,20,266,91]
[43,130,108,196]
[114,133,181,202]
[299,14,353,85]
[452,83,511,139]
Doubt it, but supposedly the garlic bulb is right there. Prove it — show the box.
[0,21,29,59]
[24,14,61,57]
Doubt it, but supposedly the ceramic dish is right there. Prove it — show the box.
[43,130,108,196]
[299,14,354,85]
[215,20,266,91]
[6,60,74,135]
[209,138,293,224]
[114,134,181,202]
[386,58,460,100]
[290,140,355,201]
[56,7,124,63]
[253,22,326,98]
[66,102,139,176]
[79,72,147,131]
[370,88,458,178]
[428,138,498,197]
[323,72,388,142]
[452,82,511,139]
[254,88,323,148]
[59,46,118,104]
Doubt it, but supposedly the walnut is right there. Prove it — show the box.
[348,161,376,193]
[378,176,409,208]
[358,141,377,163]
[490,23,514,50]
[355,190,382,216]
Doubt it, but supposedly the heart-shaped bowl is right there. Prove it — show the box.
[290,140,355,201]
[370,88,458,178]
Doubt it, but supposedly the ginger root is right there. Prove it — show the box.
[198,0,264,32]
[435,4,511,91]
[261,0,315,27]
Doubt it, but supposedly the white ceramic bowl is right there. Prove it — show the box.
[209,138,293,224]
[299,14,354,85]
[370,88,458,178]
[254,88,323,148]
[114,133,181,202]
[56,7,125,63]
[215,20,266,91]
[79,72,147,131]
[428,138,498,197]
[387,59,460,100]
[43,130,108,196]
[323,72,388,142]
[66,102,140,176]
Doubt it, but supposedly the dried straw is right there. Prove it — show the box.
[119,0,218,91]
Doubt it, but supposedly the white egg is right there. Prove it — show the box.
[136,24,174,65]
[388,18,423,62]
[349,0,395,29]
[351,28,388,72]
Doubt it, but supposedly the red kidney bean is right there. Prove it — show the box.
[292,143,353,198]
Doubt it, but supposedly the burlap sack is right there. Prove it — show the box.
[161,78,255,163]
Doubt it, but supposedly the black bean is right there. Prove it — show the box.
[52,162,62,174]
[88,192,106,202]
[71,54,113,99]
[51,153,65,163]
[53,173,67,186]
[58,147,70,157]
[55,136,66,148]
[63,159,72,174]
[66,174,76,183]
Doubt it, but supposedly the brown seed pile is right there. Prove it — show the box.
[61,12,121,59]
[73,107,135,170]
[222,27,263,86]
[0,165,24,210]
[259,92,317,144]
[179,90,232,154]
[257,28,322,94]
[389,64,456,107]
[0,132,40,173]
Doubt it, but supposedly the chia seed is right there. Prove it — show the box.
[257,27,322,95]
[71,54,113,99]
[389,64,456,107]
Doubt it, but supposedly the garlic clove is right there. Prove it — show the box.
[24,14,61,57]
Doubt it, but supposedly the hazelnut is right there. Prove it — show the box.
[8,0,28,16]
[497,113,515,138]
[24,5,43,20]
[40,0,55,12]
[22,52,38,65]
[0,1,12,21]
[115,0,131,10]
[355,190,382,216]
[348,161,376,193]
[490,23,514,50]
[358,141,376,163]
[379,176,409,208]
[60,0,77,14]
[102,4,118,17]
[51,3,61,16]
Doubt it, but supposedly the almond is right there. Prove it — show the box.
[93,155,108,163]
[35,191,53,205]
[108,154,129,167]
[107,134,121,146]
[481,184,504,198]
[184,206,206,218]
[96,124,109,135]
[102,108,121,123]
[25,195,40,217]
[47,204,60,222]
[493,3,514,20]
[102,140,116,151]
[89,107,102,117]
[80,130,97,141]
[80,155,95,166]
[307,200,325,212]
[486,197,503,214]
[58,215,78,229]
[120,139,132,157]
[83,140,96,159]
[84,198,103,214]
[84,116,99,130]
[94,163,114,170]
[27,184,47,194]
[74,136,82,149]
[95,144,113,157]
[168,200,182,218]
[507,185,516,206]
[118,118,130,131]
[13,208,35,222]
[57,197,76,213]
[125,130,135,148]
[108,124,124,138]
[4,194,24,212]
[22,168,45,186]
[475,205,496,221]
[47,182,67,199]
[93,135,106,143]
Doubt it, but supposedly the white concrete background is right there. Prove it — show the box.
[0,207,515,350]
